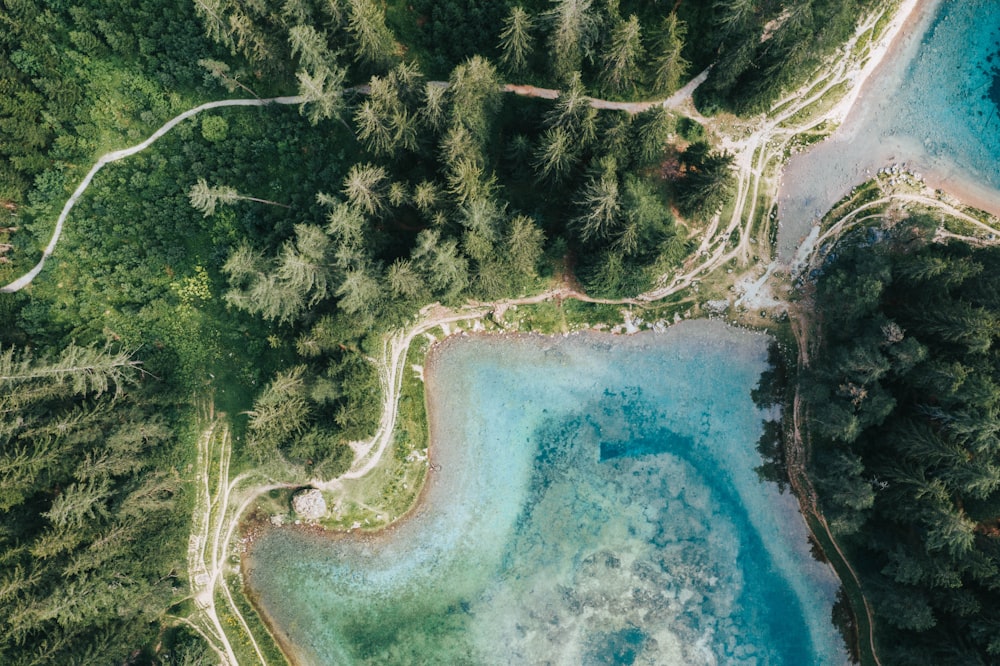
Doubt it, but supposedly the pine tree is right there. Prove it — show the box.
[574,155,621,243]
[342,163,388,216]
[297,65,347,126]
[546,0,599,82]
[448,56,502,147]
[601,15,644,93]
[346,0,398,69]
[0,344,139,397]
[446,157,496,205]
[498,6,534,74]
[533,126,576,181]
[244,366,311,461]
[650,13,689,94]
[288,24,334,74]
[276,224,333,306]
[387,259,424,300]
[336,264,383,316]
[412,180,441,214]
[545,72,597,147]
[189,178,291,217]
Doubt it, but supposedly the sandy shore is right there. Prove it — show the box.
[920,164,1000,220]
[777,0,1000,258]
[824,0,926,127]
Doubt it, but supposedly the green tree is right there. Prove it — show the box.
[545,72,597,147]
[342,163,388,216]
[574,155,621,243]
[601,15,644,93]
[288,24,334,73]
[277,224,334,306]
[244,366,311,462]
[498,6,534,74]
[411,229,468,300]
[632,107,675,164]
[297,65,347,125]
[198,58,259,97]
[448,55,502,147]
[200,115,229,142]
[650,13,689,94]
[533,126,577,182]
[675,142,736,218]
[387,258,425,300]
[412,180,441,214]
[546,0,599,81]
[421,82,449,132]
[446,157,496,206]
[336,263,383,316]
[346,0,398,69]
[188,178,291,217]
[505,214,546,284]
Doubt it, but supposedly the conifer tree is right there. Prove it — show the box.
[346,0,398,69]
[546,0,599,82]
[601,15,644,93]
[342,163,388,216]
[297,65,347,125]
[650,13,689,94]
[498,6,534,74]
[574,155,621,243]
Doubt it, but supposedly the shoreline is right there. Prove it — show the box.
[776,0,1000,257]
[239,326,700,666]
[920,165,1000,221]
[237,322,852,664]
[823,0,928,128]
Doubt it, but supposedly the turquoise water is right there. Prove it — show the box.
[244,321,847,665]
[778,0,1000,259]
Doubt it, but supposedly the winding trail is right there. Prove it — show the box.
[1,96,303,293]
[187,408,297,665]
[1,72,711,294]
[21,5,999,660]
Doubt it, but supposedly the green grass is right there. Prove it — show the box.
[219,574,290,666]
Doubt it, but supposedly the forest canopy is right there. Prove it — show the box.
[0,0,904,662]
[804,220,1000,665]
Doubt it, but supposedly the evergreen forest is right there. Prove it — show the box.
[805,220,1000,665]
[0,0,981,663]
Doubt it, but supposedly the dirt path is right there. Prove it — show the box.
[186,411,297,665]
[0,96,304,294]
[788,299,884,666]
[503,67,710,117]
[0,73,713,294]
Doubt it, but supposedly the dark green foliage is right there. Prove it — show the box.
[674,141,736,219]
[407,0,507,78]
[0,0,228,207]
[804,224,1000,662]
[691,0,882,114]
[0,344,191,664]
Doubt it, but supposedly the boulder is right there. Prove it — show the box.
[291,488,327,521]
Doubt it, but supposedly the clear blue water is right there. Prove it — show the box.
[778,0,1000,260]
[244,321,847,665]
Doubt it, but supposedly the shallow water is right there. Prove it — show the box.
[778,0,1000,260]
[244,321,847,665]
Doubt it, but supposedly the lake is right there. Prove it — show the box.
[778,0,1000,260]
[244,320,848,665]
